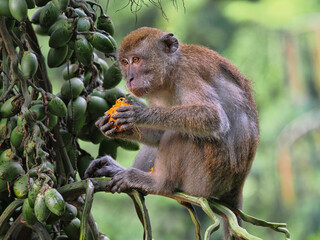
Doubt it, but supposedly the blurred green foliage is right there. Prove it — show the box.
[44,0,320,239]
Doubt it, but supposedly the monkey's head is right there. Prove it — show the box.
[118,27,180,97]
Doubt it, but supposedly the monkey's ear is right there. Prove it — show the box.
[161,33,179,54]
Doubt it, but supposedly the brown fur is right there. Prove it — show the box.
[85,27,259,239]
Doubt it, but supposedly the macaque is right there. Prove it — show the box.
[84,27,259,237]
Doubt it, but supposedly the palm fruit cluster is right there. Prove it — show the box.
[0,0,143,239]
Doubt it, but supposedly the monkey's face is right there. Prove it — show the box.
[119,54,156,97]
[118,27,180,97]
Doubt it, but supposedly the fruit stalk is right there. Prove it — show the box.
[80,179,94,240]
[0,199,24,234]
[0,17,31,114]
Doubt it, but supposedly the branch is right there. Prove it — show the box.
[57,178,291,240]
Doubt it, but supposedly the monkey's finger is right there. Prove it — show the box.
[124,99,137,105]
[114,106,132,112]
[93,166,115,178]
[112,112,135,120]
[96,115,109,127]
[118,123,134,131]
[100,121,114,131]
[83,163,100,178]
[104,127,118,136]
[110,178,127,193]
[114,118,134,126]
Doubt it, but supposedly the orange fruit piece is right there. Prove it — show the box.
[105,98,130,132]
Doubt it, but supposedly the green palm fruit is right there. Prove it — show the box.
[39,1,59,28]
[67,96,87,120]
[97,15,114,36]
[0,178,8,192]
[62,218,80,240]
[35,0,50,7]
[88,32,116,54]
[0,161,24,181]
[0,0,13,17]
[29,104,46,121]
[21,52,38,79]
[59,129,72,149]
[13,175,31,198]
[74,8,86,17]
[28,178,42,208]
[48,18,68,36]
[10,125,24,149]
[98,138,118,159]
[1,96,20,118]
[61,77,84,99]
[52,0,69,11]
[44,188,66,216]
[34,191,51,223]
[61,203,77,221]
[83,72,92,86]
[66,112,86,135]
[87,124,105,144]
[22,198,37,225]
[31,6,43,23]
[9,0,28,21]
[0,149,13,164]
[91,90,106,99]
[103,64,122,89]
[34,25,48,35]
[77,17,91,32]
[62,64,79,80]
[77,154,93,179]
[87,95,109,120]
[26,0,35,9]
[126,94,148,107]
[48,96,67,117]
[55,235,69,240]
[49,23,73,48]
[48,113,58,130]
[47,45,68,68]
[97,57,109,75]
[74,35,93,66]
[104,87,126,105]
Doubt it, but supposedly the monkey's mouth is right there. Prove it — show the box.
[129,87,148,97]
[126,82,149,97]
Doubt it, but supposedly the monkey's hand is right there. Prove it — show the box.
[83,155,125,179]
[112,102,145,131]
[95,114,136,138]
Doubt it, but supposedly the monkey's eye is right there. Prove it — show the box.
[132,57,140,63]
[121,58,129,66]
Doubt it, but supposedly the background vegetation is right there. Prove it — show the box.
[44,0,320,239]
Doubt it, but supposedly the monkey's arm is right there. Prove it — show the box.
[113,82,230,138]
[113,103,230,139]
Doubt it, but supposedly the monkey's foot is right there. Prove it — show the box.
[108,170,133,193]
[108,168,151,194]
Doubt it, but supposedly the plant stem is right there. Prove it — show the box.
[57,178,291,240]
